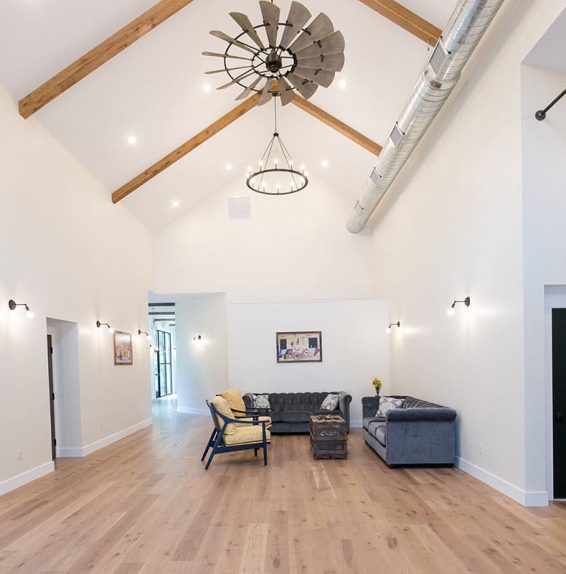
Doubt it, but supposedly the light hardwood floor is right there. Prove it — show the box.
[1,399,566,574]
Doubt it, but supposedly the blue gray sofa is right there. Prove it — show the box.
[243,392,352,434]
[362,395,457,465]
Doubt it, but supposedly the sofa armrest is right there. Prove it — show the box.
[362,396,379,419]
[338,393,352,431]
[386,407,457,422]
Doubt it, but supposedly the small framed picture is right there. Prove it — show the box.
[114,331,133,365]
[276,331,322,363]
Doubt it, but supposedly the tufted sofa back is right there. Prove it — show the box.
[265,392,335,412]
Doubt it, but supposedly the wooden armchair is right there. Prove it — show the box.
[201,396,271,470]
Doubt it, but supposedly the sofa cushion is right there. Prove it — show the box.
[224,425,271,446]
[211,396,237,435]
[368,421,386,446]
[376,396,404,418]
[279,409,310,423]
[363,416,382,430]
[320,393,339,411]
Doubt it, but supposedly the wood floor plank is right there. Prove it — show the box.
[1,400,566,574]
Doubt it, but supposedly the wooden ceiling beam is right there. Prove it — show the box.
[358,0,441,45]
[19,0,195,118]
[291,97,382,156]
[112,94,260,204]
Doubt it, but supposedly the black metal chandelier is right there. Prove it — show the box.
[246,98,307,195]
[204,1,345,106]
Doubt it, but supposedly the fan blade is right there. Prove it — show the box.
[202,51,252,62]
[258,80,273,106]
[280,2,312,49]
[217,70,256,90]
[289,13,334,53]
[277,76,296,106]
[210,30,257,55]
[259,1,281,48]
[294,67,335,88]
[206,65,251,75]
[287,73,318,99]
[235,76,263,100]
[230,12,265,49]
[296,53,345,72]
[295,31,345,59]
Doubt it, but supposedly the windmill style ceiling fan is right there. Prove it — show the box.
[203,0,345,106]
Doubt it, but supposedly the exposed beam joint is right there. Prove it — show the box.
[291,97,382,156]
[358,0,441,45]
[112,94,260,203]
[19,0,195,118]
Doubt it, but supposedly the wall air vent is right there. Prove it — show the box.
[429,41,450,76]
[389,124,404,147]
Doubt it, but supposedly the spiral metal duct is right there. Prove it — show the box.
[346,0,505,234]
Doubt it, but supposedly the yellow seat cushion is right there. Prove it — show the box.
[211,395,237,435]
[220,389,247,417]
[223,424,271,446]
[237,416,272,429]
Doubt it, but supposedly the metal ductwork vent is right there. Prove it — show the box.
[346,0,505,234]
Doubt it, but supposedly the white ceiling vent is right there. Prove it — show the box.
[227,196,252,220]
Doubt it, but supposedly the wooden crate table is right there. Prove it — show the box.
[309,414,348,459]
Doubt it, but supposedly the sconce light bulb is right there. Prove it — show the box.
[386,327,391,334]
[26,309,35,319]
[446,307,455,317]
[109,328,115,334]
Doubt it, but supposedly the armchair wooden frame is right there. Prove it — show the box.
[202,400,270,470]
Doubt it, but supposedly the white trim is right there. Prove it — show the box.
[350,419,362,428]
[0,461,54,496]
[56,447,84,458]
[177,406,208,416]
[456,456,548,507]
[81,418,153,457]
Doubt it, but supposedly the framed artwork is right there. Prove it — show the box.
[114,331,133,365]
[276,331,322,363]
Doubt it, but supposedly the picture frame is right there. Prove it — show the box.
[276,331,322,363]
[113,331,133,365]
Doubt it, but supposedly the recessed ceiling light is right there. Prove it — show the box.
[338,78,347,89]
[203,83,212,93]
[172,200,180,208]
[321,159,329,168]
[127,135,137,145]
[225,162,233,171]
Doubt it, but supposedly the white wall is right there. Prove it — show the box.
[153,178,375,303]
[367,2,565,505]
[175,294,228,415]
[522,63,566,496]
[227,300,389,423]
[0,86,154,494]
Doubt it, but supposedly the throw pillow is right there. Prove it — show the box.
[375,396,404,418]
[320,393,339,411]
[252,394,271,409]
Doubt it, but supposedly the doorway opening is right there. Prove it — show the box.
[148,301,176,399]
[46,318,82,458]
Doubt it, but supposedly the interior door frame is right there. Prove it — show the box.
[46,334,56,460]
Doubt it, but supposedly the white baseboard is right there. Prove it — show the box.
[456,456,549,507]
[0,461,54,496]
[177,406,209,416]
[57,447,84,458]
[350,419,362,429]
[81,418,153,457]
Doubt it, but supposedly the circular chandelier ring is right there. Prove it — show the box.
[246,168,308,196]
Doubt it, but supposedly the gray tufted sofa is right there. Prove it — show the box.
[243,392,352,433]
[362,395,457,465]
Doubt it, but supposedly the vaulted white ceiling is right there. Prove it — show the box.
[0,0,459,231]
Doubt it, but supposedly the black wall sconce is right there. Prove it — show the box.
[8,299,34,319]
[535,88,566,121]
[96,320,114,332]
[447,296,471,316]
[386,321,400,333]
[192,334,203,342]
[138,329,150,337]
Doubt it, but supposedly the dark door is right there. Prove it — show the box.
[46,335,56,460]
[552,309,566,498]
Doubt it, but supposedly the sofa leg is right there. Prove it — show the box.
[201,429,217,461]
[205,450,215,470]
[263,442,268,466]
